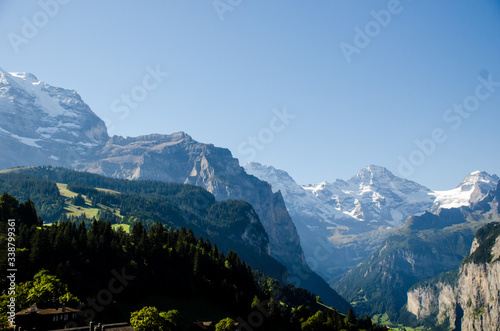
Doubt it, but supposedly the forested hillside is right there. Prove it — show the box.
[0,166,351,312]
[0,194,386,330]
[0,167,282,279]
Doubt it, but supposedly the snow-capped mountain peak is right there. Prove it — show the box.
[9,71,39,83]
[354,164,395,184]
[431,171,499,211]
[310,166,434,226]
[458,170,499,190]
[0,67,38,82]
[0,69,108,169]
[1,70,81,118]
[246,163,436,228]
[244,162,500,281]
[247,163,499,230]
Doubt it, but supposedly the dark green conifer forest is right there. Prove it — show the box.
[0,167,387,330]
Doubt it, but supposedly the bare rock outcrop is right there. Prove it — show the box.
[407,222,500,330]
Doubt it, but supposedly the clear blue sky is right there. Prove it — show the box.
[1,1,499,190]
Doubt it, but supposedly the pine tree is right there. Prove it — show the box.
[73,193,86,207]
[346,308,357,325]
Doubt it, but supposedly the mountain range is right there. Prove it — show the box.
[335,180,500,327]
[0,68,345,311]
[0,67,302,269]
[2,67,500,328]
[244,162,499,281]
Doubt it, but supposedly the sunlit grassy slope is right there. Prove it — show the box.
[55,182,123,223]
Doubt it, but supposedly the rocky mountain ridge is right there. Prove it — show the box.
[74,132,306,270]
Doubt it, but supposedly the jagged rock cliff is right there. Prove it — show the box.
[458,260,500,330]
[406,273,458,326]
[407,222,500,330]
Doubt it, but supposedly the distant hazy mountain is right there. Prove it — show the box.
[0,68,349,311]
[244,163,499,281]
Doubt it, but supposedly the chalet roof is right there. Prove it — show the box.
[97,323,137,330]
[16,306,80,316]
[50,322,136,330]
[191,321,214,330]
[190,321,239,330]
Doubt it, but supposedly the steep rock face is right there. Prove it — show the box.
[407,222,500,331]
[407,278,458,326]
[474,181,500,214]
[222,206,271,257]
[458,262,500,331]
[243,162,369,280]
[0,69,108,168]
[76,133,306,270]
[407,281,455,322]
